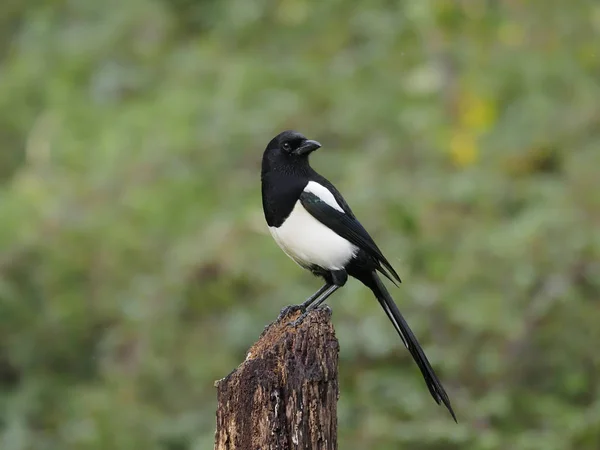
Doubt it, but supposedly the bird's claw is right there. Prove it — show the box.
[287,310,309,327]
[277,304,304,322]
[277,300,332,327]
[286,303,331,327]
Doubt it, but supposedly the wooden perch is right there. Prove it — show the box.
[214,306,339,450]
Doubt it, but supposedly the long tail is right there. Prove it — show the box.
[369,272,457,421]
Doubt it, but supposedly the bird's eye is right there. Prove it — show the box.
[282,142,291,151]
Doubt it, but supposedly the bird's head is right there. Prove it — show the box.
[263,131,322,169]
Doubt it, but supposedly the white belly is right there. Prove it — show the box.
[269,201,358,271]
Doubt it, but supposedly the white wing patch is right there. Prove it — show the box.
[303,181,344,213]
[269,200,357,271]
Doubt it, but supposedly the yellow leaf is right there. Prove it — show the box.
[449,130,478,167]
[459,93,496,132]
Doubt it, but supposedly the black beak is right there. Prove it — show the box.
[294,139,321,156]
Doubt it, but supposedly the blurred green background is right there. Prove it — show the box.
[1,0,599,449]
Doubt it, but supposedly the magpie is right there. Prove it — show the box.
[261,130,456,421]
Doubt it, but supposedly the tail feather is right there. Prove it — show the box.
[377,263,401,287]
[370,272,457,422]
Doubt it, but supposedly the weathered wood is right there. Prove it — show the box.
[214,306,339,450]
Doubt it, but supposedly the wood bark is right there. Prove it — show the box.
[214,306,339,450]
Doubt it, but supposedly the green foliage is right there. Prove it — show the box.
[1,0,599,449]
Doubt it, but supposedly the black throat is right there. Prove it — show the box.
[261,156,313,228]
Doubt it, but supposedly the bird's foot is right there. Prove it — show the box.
[287,310,309,327]
[277,304,304,322]
[286,303,331,327]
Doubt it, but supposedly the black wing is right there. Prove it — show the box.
[300,190,401,284]
[310,173,358,218]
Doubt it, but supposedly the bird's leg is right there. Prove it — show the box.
[299,283,332,310]
[305,284,340,311]
[277,282,330,322]
[288,271,347,326]
[285,283,330,326]
[307,270,347,310]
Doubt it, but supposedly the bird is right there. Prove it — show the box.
[261,130,456,421]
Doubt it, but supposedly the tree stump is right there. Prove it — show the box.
[214,306,339,450]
